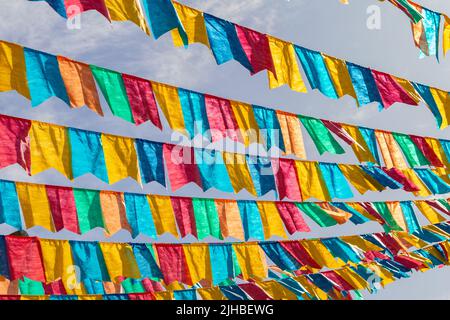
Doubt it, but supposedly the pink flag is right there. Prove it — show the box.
[322,271,354,291]
[279,241,321,269]
[155,244,192,285]
[64,0,110,20]
[122,74,162,129]
[239,283,272,300]
[272,158,302,201]
[205,95,241,143]
[371,70,418,108]
[275,202,310,234]
[394,255,424,270]
[410,135,444,167]
[170,197,197,238]
[0,115,31,172]
[43,279,66,295]
[235,25,275,75]
[45,185,80,234]
[5,236,45,282]
[382,167,420,192]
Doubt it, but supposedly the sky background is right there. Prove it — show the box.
[0,0,449,299]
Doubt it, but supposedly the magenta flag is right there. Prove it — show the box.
[272,158,302,201]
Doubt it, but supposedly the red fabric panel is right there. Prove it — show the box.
[382,167,420,192]
[170,197,196,238]
[155,244,192,286]
[163,144,202,191]
[0,115,31,172]
[64,0,110,20]
[410,135,444,167]
[371,70,418,108]
[204,95,241,143]
[272,158,302,201]
[45,185,79,234]
[279,241,321,269]
[275,202,310,234]
[238,283,272,300]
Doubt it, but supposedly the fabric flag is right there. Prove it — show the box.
[371,70,418,108]
[318,163,353,199]
[124,193,157,238]
[294,46,337,99]
[45,185,79,233]
[90,65,133,123]
[252,105,284,151]
[280,241,320,270]
[235,25,275,75]
[39,239,76,283]
[4,236,45,282]
[0,41,30,98]
[178,88,209,139]
[171,2,209,47]
[30,0,67,17]
[70,241,110,282]
[147,195,178,237]
[191,198,221,240]
[0,180,21,230]
[121,74,161,128]
[99,191,131,236]
[301,240,344,269]
[321,120,354,145]
[400,201,421,234]
[131,244,162,280]
[260,243,299,271]
[413,8,441,59]
[414,169,450,194]
[299,116,345,155]
[275,202,310,234]
[24,48,69,106]
[214,200,245,240]
[267,36,306,92]
[230,101,260,146]
[410,135,444,167]
[16,182,54,231]
[392,132,430,167]
[297,202,339,227]
[57,56,102,115]
[135,139,165,186]
[170,197,196,238]
[68,128,108,182]
[413,83,450,129]
[375,130,409,168]
[209,244,238,285]
[273,158,302,201]
[29,121,72,178]
[203,14,252,72]
[322,54,356,99]
[444,15,450,56]
[346,62,382,107]
[391,0,424,23]
[174,290,197,301]
[223,152,257,196]
[63,0,110,20]
[237,201,264,241]
[358,127,381,163]
[340,124,376,163]
[276,111,306,158]
[99,243,140,281]
[401,168,432,197]
[163,144,202,191]
[246,155,277,197]
[155,244,191,285]
[73,189,104,234]
[194,148,233,193]
[220,286,248,300]
[101,134,140,184]
[141,0,186,43]
[104,0,149,34]
[204,95,241,143]
[0,115,31,172]
[182,244,212,285]
[151,82,186,132]
[256,202,288,239]
[362,165,402,190]
[296,161,331,201]
[232,243,268,281]
[338,164,384,194]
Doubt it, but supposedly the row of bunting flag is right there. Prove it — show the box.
[341,0,450,61]
[1,179,450,239]
[0,114,450,201]
[0,225,450,299]
[1,41,450,165]
[17,0,450,128]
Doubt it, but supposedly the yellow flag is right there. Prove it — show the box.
[21,295,50,300]
[16,182,54,231]
[104,0,150,34]
[444,15,450,55]
[214,199,245,240]
[401,168,432,197]
[78,295,103,300]
[295,277,329,300]
[430,87,450,129]
[256,202,287,239]
[151,82,186,133]
[39,239,76,283]
[414,201,446,223]
[171,3,209,47]
[99,191,131,235]
[147,195,178,237]
[0,41,29,98]
[153,291,174,300]
[183,244,212,285]
[30,121,72,179]
[295,161,331,201]
[338,164,384,194]
[375,130,408,168]
[340,235,382,251]
[101,134,140,184]
[301,239,343,269]
[267,36,306,92]
[197,287,227,300]
[230,101,260,146]
[257,281,298,300]
[232,243,268,280]
[223,152,257,196]
[99,242,141,281]
[276,111,306,158]
[334,267,368,290]
[367,263,395,287]
[341,124,376,163]
[322,54,356,99]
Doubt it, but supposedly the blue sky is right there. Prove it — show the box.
[0,0,449,299]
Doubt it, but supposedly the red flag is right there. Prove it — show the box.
[155,244,192,285]
[321,120,354,145]
[272,158,302,201]
[64,0,110,20]
[371,70,418,108]
[43,279,67,295]
[275,202,310,234]
[410,135,444,167]
[170,197,197,238]
[322,271,355,291]
[122,74,162,129]
[238,283,272,300]
[205,95,241,143]
[382,167,420,192]
[394,255,424,270]
[280,241,321,269]
[45,185,79,234]
[0,115,31,172]
[128,292,155,300]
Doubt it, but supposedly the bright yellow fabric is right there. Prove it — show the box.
[444,15,450,56]
[295,161,331,201]
[171,3,209,47]
[151,82,186,133]
[267,36,306,92]
[154,291,175,300]
[257,281,298,300]
[295,277,329,300]
[30,121,72,179]
[214,200,245,240]
[104,0,150,34]
[432,168,450,185]
[375,130,408,168]
[147,195,178,237]
[197,287,227,300]
[386,201,407,231]
[16,182,54,231]
[367,263,395,287]
[39,239,76,283]
[341,124,376,163]
[0,41,29,98]
[322,54,356,99]
[338,164,384,194]
[230,101,260,146]
[256,202,288,239]
[78,295,103,300]
[334,267,368,290]
[426,138,450,168]
[101,134,140,184]
[232,243,268,280]
[316,203,352,224]
[276,111,306,158]
[401,168,432,197]
[100,191,131,235]
[21,296,50,300]
[301,240,343,269]
[340,235,382,251]
[415,201,446,223]
[424,225,450,239]
[430,87,450,129]
[392,232,426,249]
[99,242,141,281]
[394,76,421,104]
[223,152,257,196]
[182,244,212,285]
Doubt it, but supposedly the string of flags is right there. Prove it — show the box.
[1,41,450,166]
[23,0,450,128]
